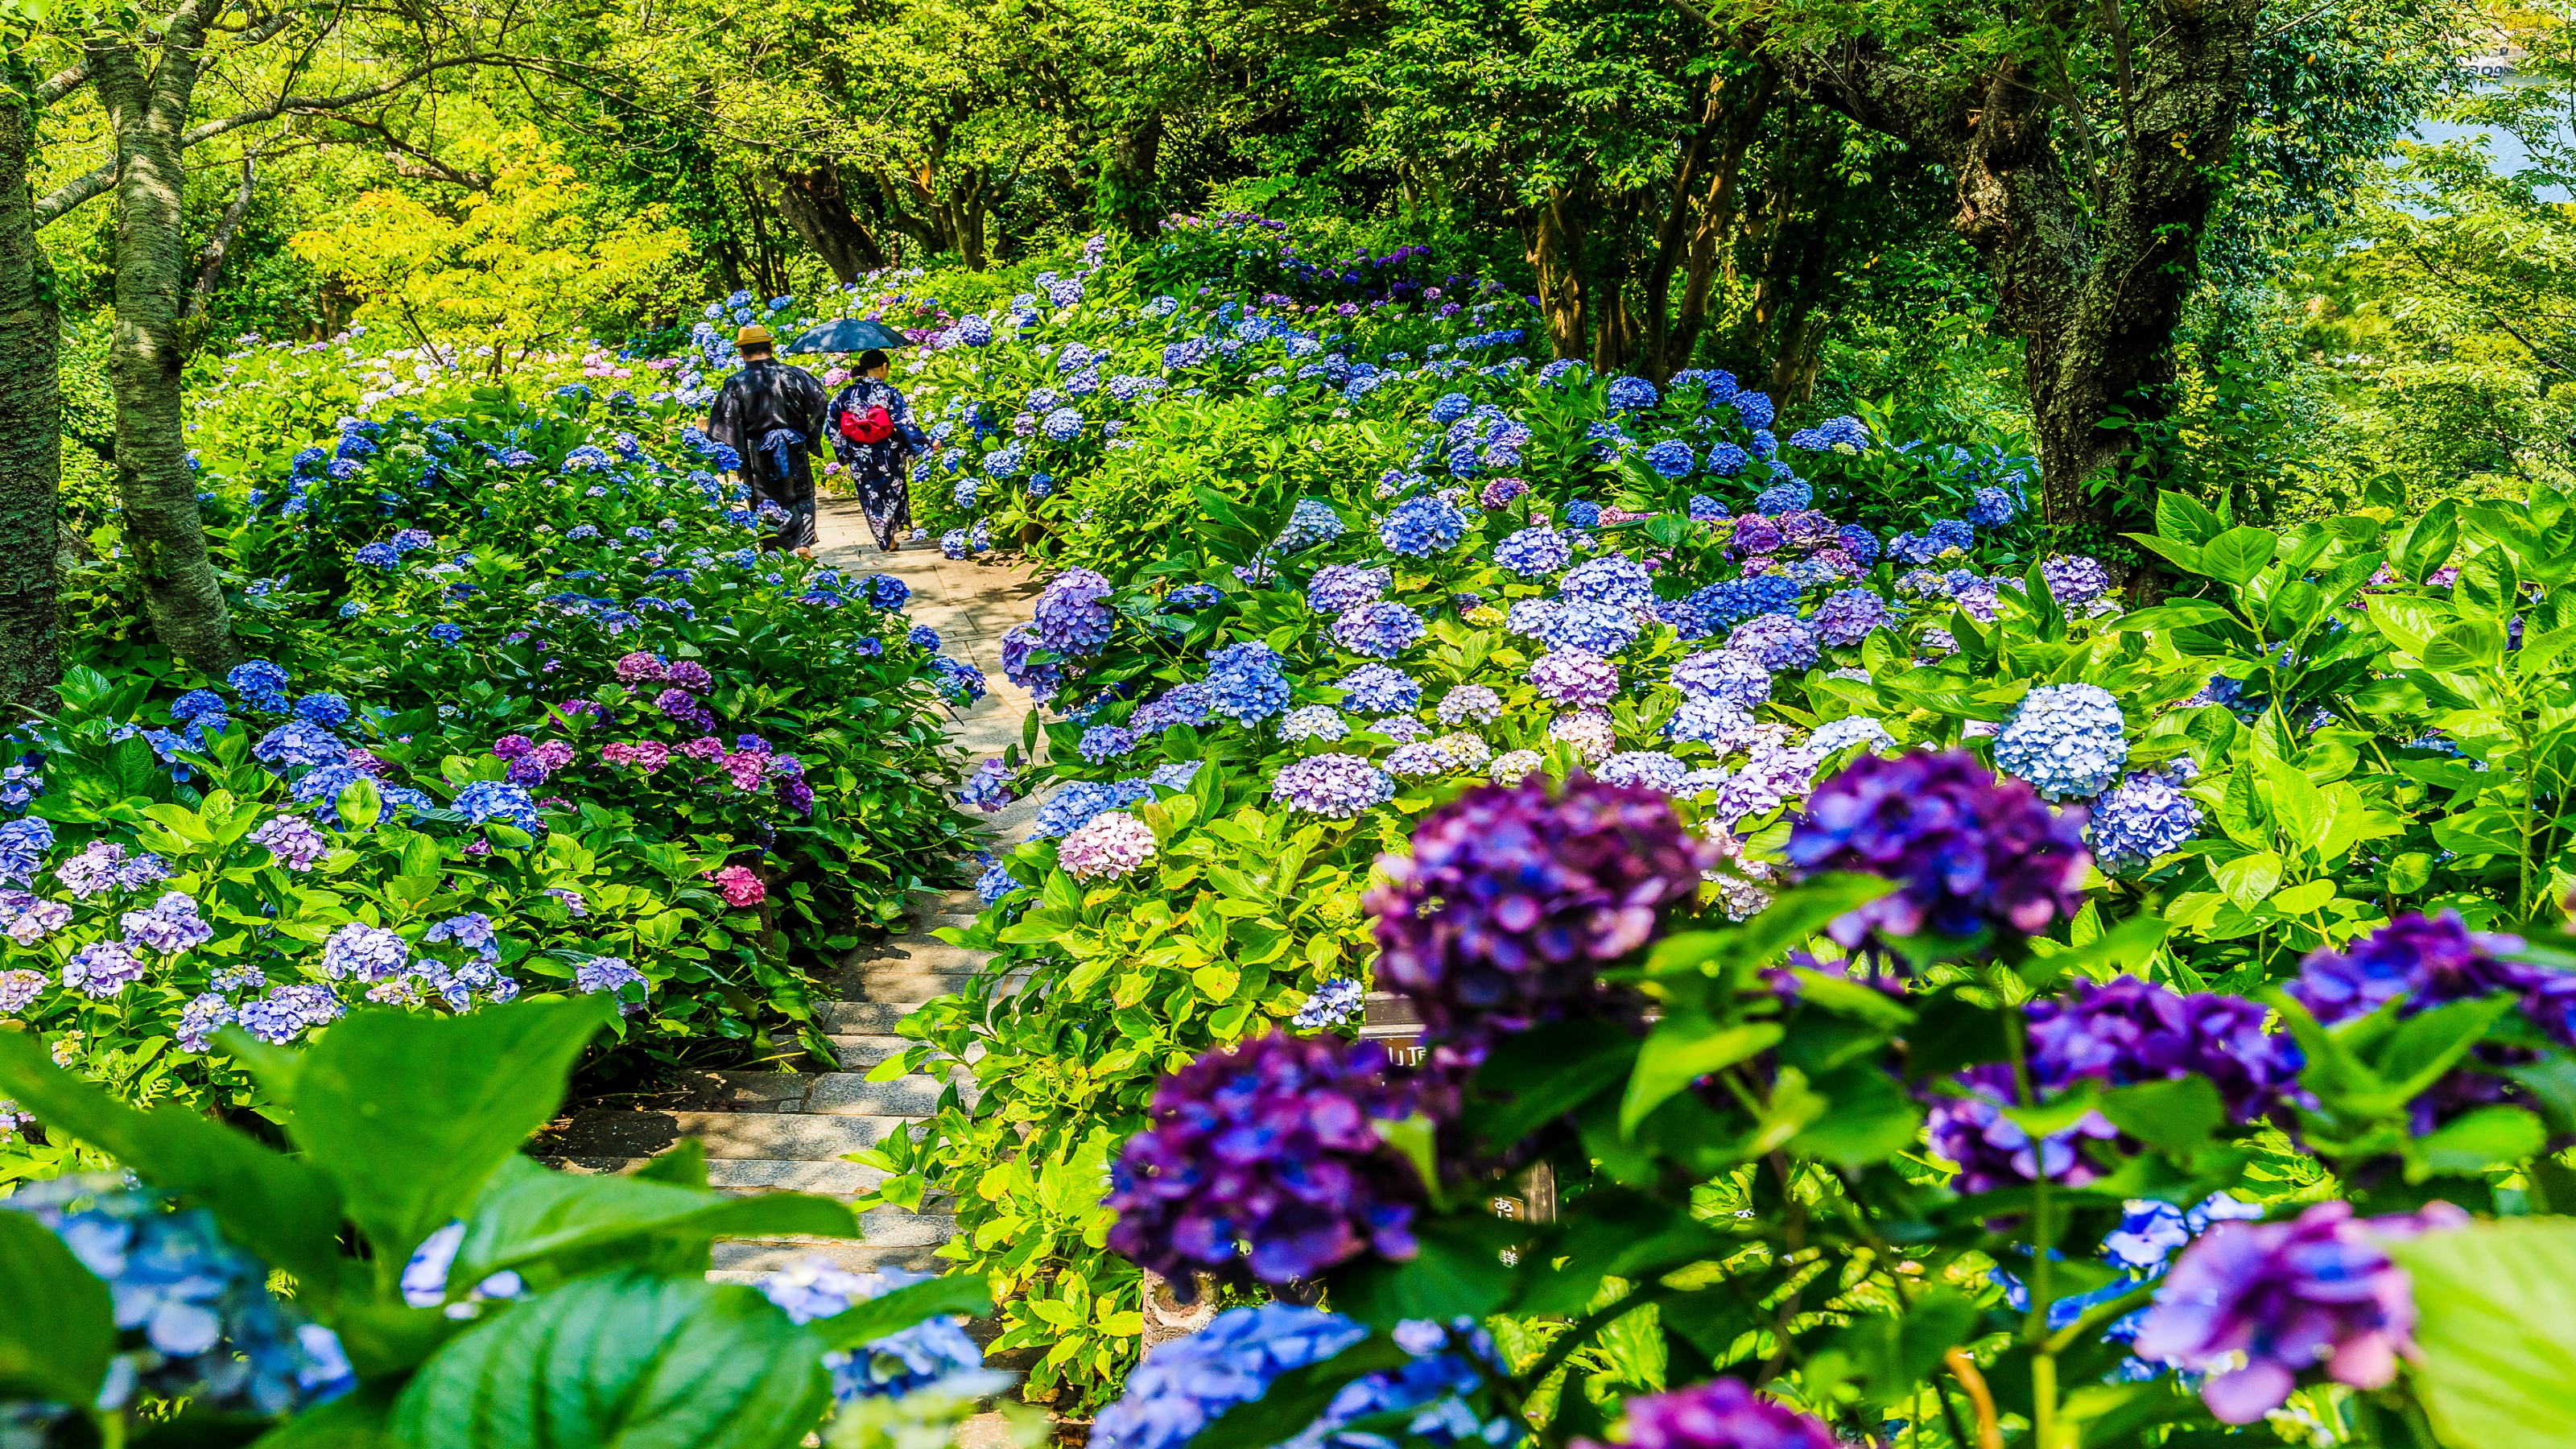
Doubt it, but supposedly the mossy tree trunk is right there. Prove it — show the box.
[89,10,242,677]
[0,91,60,716]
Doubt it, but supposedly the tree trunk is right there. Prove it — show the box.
[774,159,887,283]
[1096,113,1163,242]
[1522,189,1587,361]
[90,19,242,679]
[1765,0,2261,533]
[0,96,61,716]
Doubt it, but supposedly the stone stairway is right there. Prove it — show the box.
[543,888,990,1282]
[545,496,1045,1286]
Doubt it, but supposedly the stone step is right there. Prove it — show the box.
[819,1001,927,1034]
[551,1154,890,1198]
[710,1238,950,1278]
[687,1070,972,1116]
[836,968,984,1004]
[549,1108,919,1162]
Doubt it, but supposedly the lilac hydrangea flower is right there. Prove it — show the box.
[1281,705,1349,742]
[64,942,147,998]
[1034,568,1117,655]
[254,720,347,772]
[1104,1034,1430,1293]
[1534,601,1641,656]
[1090,1306,1367,1449]
[1727,613,1819,673]
[1270,755,1397,819]
[576,955,647,1013]
[1670,650,1772,709]
[1080,726,1140,763]
[1307,564,1391,614]
[1366,775,1716,1068]
[1334,601,1426,658]
[1529,650,1619,706]
[2041,554,2113,606]
[1785,749,2091,945]
[321,923,409,981]
[1436,686,1501,726]
[1597,751,1687,793]
[122,893,213,955]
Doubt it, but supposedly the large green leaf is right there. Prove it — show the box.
[289,997,614,1274]
[0,1208,114,1403]
[1328,1215,1521,1331]
[449,1157,859,1289]
[390,1273,829,1449]
[0,1031,345,1289]
[2198,527,2278,586]
[1619,1017,1781,1137]
[2389,1218,2576,1449]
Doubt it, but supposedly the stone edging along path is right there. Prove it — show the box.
[541,493,1045,1292]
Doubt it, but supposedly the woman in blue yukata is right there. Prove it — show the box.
[826,348,932,551]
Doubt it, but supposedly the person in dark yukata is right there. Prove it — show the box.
[706,324,828,555]
[826,347,931,551]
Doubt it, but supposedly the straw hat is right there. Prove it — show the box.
[737,324,775,349]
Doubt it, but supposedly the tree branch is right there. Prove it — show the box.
[311,113,493,188]
[184,153,256,320]
[36,49,519,229]
[35,61,89,105]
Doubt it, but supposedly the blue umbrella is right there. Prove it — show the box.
[786,317,911,354]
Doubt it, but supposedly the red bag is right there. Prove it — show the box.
[839,403,895,444]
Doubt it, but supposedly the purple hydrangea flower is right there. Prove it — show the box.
[1608,1377,1839,1449]
[1730,514,1782,557]
[1436,686,1501,726]
[1809,588,1892,647]
[576,955,647,1013]
[253,720,346,771]
[1785,749,2091,945]
[1080,726,1141,763]
[1366,775,1716,1068]
[2027,976,2303,1125]
[2042,554,2113,605]
[249,814,329,872]
[2132,1200,2462,1424]
[64,941,147,998]
[1000,624,1063,703]
[1104,1033,1430,1292]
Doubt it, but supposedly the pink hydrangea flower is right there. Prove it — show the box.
[614,651,667,683]
[708,865,766,907]
[722,750,773,791]
[680,737,726,762]
[1059,811,1157,881]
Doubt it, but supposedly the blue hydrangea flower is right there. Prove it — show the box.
[1379,496,1468,557]
[1995,683,2129,800]
[2,1179,354,1417]
[1206,641,1291,724]
[1670,648,1772,708]
[1533,600,1641,656]
[1684,574,1802,632]
[1042,407,1084,442]
[1754,481,1812,515]
[1645,439,1695,478]
[1559,554,1655,609]
[1336,665,1421,715]
[291,693,351,729]
[1276,500,1346,552]
[759,1260,984,1402]
[1733,391,1775,429]
[1562,500,1602,530]
[453,779,544,834]
[1968,486,2019,528]
[2088,762,2202,872]
[1604,375,1660,413]
[1928,518,1975,553]
[1270,755,1397,817]
[1493,525,1571,578]
[252,720,345,772]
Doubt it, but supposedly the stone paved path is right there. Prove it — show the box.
[546,496,1043,1293]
